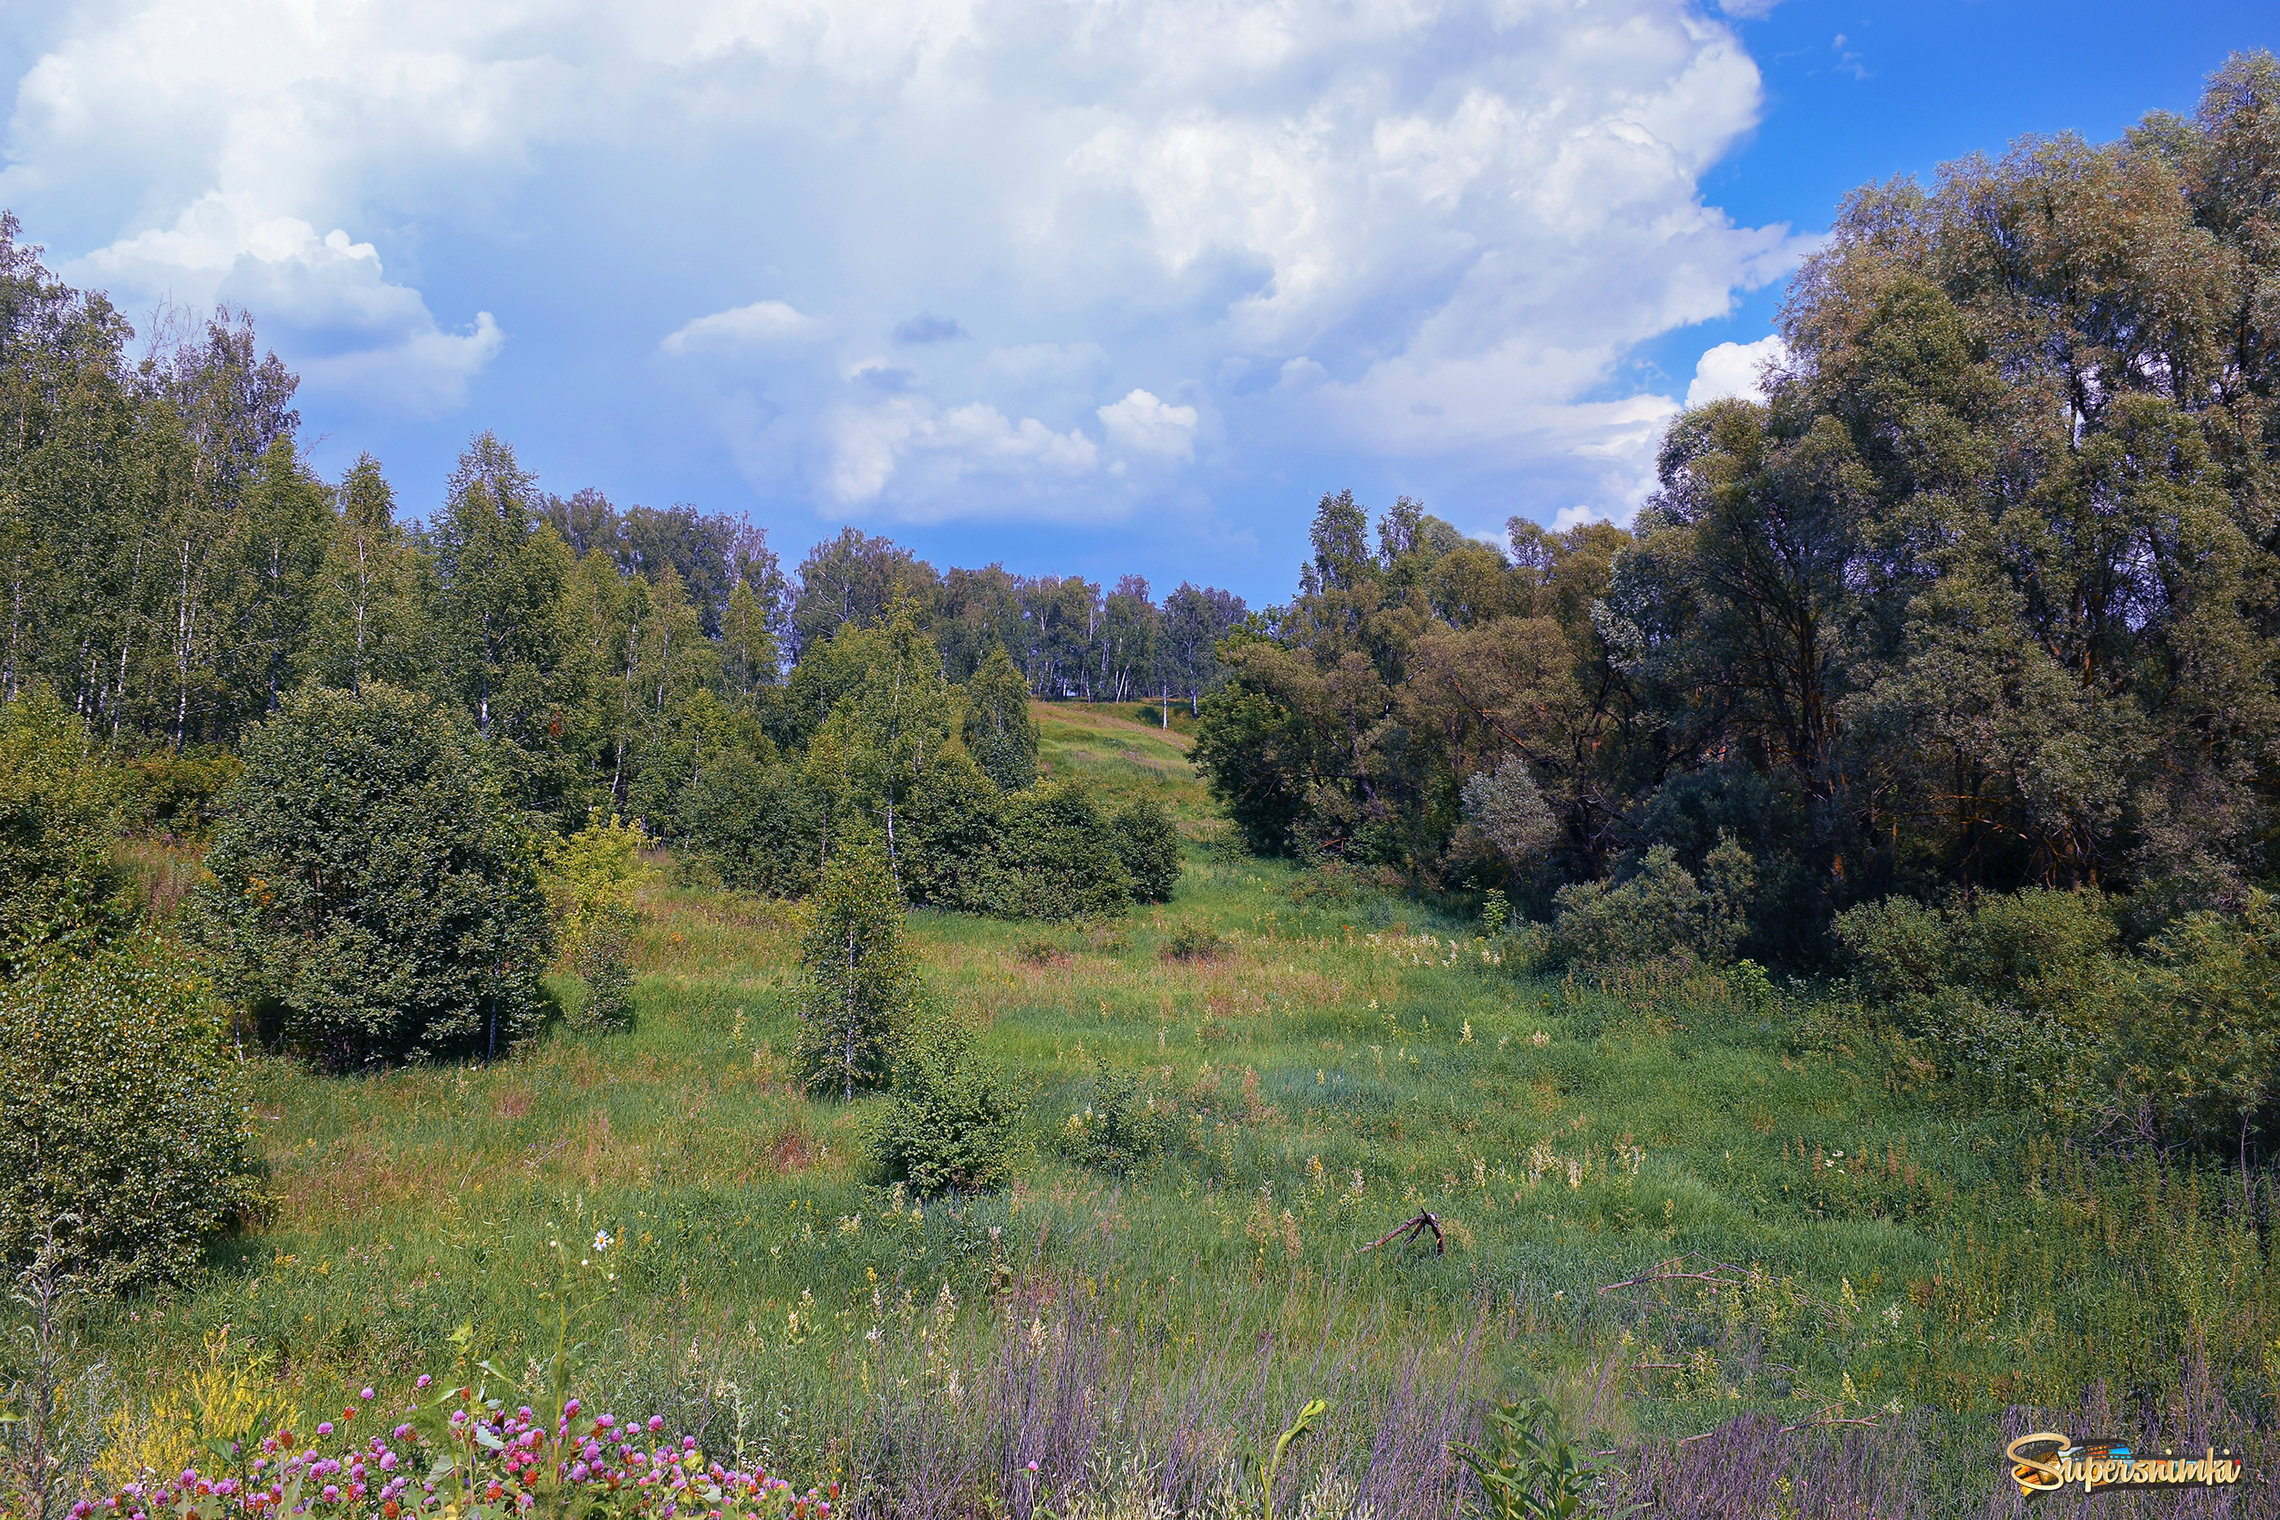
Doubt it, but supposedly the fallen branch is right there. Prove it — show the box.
[1672,1404,1878,1447]
[1780,1416,1881,1435]
[1598,1251,1754,1295]
[1353,1211,1444,1256]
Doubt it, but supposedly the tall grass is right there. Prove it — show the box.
[14,705,2280,1515]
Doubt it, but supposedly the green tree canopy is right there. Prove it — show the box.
[794,844,921,1101]
[193,682,553,1066]
[0,687,127,976]
[961,642,1037,791]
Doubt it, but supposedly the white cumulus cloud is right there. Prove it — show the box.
[1097,389,1198,462]
[1686,335,1789,408]
[662,300,828,354]
[78,191,504,415]
[1,0,1808,525]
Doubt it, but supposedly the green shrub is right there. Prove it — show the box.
[546,813,655,1031]
[1830,887,2255,1143]
[1161,923,1223,962]
[1056,1064,1180,1176]
[1547,835,1755,968]
[191,683,553,1067]
[118,746,243,841]
[988,780,1134,920]
[898,749,1004,911]
[0,941,259,1293]
[1110,795,1182,903]
[2113,892,2280,1150]
[795,845,921,1101]
[869,1020,1019,1194]
[683,753,826,899]
[0,688,129,977]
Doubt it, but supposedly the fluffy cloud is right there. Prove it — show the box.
[828,397,1100,519]
[2,0,1805,526]
[77,192,503,414]
[1097,390,1199,462]
[1686,335,1789,408]
[661,300,828,354]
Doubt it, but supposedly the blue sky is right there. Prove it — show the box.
[2,0,2275,607]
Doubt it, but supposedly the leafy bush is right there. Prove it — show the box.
[1161,923,1223,962]
[683,752,826,898]
[1110,795,1182,903]
[547,813,656,1030]
[1546,835,1755,968]
[2114,893,2280,1150]
[0,941,258,1293]
[1056,1064,1180,1176]
[1829,886,2280,1151]
[986,780,1135,920]
[795,845,922,1101]
[869,1020,1020,1194]
[117,746,243,841]
[898,749,1004,910]
[0,687,129,977]
[192,683,553,1067]
[1453,1398,1604,1520]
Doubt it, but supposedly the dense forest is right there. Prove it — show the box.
[0,209,1247,854]
[1198,52,2280,965]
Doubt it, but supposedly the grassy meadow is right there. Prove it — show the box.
[56,705,2280,1517]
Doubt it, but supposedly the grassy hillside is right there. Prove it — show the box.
[56,704,2280,1515]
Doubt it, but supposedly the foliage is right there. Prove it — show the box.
[794,845,921,1101]
[1187,57,2280,960]
[960,644,1037,791]
[1108,795,1182,903]
[805,611,956,885]
[1546,836,1755,969]
[897,750,1004,910]
[0,689,128,978]
[683,753,826,899]
[1838,886,2280,1153]
[1056,1064,1180,1177]
[1453,1400,1610,1520]
[545,813,656,1030]
[1160,923,1222,961]
[0,940,257,1294]
[1462,759,1558,868]
[191,683,553,1067]
[986,780,1134,920]
[867,1018,1020,1195]
[116,748,244,843]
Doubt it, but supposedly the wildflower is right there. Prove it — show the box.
[318,1423,333,1436]
[594,1229,613,1251]
[649,1416,665,1432]
[361,1388,375,1401]
[1025,1461,1039,1472]
[416,1375,431,1389]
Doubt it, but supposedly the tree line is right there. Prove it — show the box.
[1195,52,2280,966]
[0,209,1246,838]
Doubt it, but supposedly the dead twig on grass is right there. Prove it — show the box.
[1353,1211,1444,1256]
